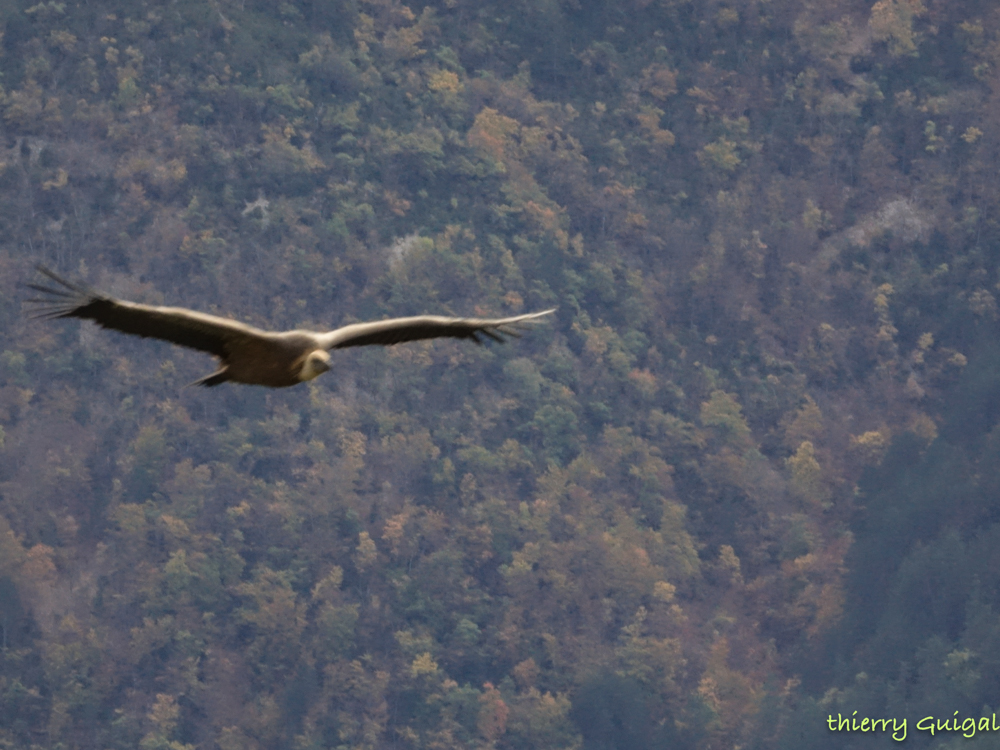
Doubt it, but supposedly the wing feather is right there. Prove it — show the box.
[319,309,555,350]
[27,265,266,357]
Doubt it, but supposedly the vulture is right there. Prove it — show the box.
[28,265,555,388]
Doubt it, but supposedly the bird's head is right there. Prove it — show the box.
[299,350,331,381]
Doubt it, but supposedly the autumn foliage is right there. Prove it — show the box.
[0,0,998,748]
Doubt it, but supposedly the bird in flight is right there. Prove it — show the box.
[27,265,554,388]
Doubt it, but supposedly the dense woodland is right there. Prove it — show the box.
[0,0,999,747]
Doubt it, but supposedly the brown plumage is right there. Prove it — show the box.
[27,265,555,388]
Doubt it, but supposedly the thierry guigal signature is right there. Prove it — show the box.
[827,711,1000,741]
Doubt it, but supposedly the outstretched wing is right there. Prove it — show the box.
[26,265,267,357]
[319,309,556,350]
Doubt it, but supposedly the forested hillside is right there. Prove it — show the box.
[0,0,998,747]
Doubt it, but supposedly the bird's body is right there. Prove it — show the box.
[199,331,326,388]
[27,266,554,388]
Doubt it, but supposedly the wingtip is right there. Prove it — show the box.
[26,283,75,298]
[34,264,68,284]
[526,308,556,319]
[31,264,95,296]
[520,308,556,322]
